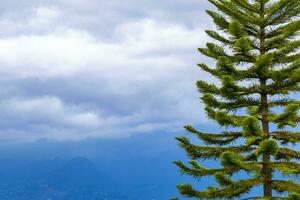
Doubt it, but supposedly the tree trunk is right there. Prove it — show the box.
[259,1,272,196]
[261,88,272,197]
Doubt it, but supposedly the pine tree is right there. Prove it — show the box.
[173,0,300,199]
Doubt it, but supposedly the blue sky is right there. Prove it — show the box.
[0,0,216,142]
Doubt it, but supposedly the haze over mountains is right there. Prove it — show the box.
[0,132,201,200]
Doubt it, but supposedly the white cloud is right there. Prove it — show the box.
[0,1,214,142]
[0,94,203,142]
[1,96,102,128]
[0,19,206,79]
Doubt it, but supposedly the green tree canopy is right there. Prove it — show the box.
[174,0,300,199]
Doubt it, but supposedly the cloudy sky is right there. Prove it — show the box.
[0,0,215,142]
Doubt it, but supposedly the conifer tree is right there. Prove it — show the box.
[174,0,300,199]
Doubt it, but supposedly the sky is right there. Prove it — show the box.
[0,0,216,142]
[0,2,298,199]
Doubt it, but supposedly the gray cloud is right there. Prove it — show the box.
[0,0,214,142]
[0,0,213,38]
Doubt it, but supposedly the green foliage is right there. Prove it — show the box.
[229,20,247,38]
[242,116,262,137]
[215,172,233,186]
[174,0,300,199]
[256,140,279,156]
[287,193,300,200]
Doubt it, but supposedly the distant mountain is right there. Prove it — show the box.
[0,153,198,200]
[0,158,125,200]
[0,132,202,200]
